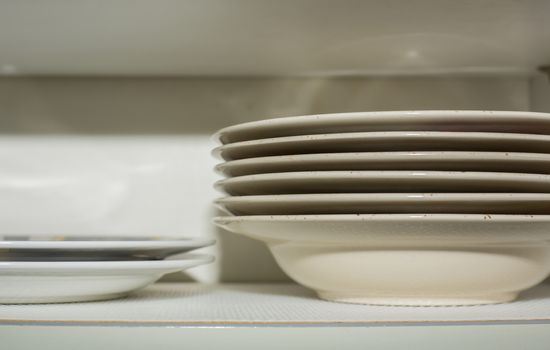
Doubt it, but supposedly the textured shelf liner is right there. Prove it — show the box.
[2,283,550,326]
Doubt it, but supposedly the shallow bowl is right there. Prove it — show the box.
[215,214,550,306]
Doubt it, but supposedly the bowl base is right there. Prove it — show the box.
[317,291,519,306]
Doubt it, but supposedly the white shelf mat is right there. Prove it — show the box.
[2,283,550,325]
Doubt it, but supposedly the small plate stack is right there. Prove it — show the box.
[213,110,550,306]
[0,236,214,303]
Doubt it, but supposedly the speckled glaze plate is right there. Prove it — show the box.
[215,151,550,177]
[213,131,550,160]
[214,110,550,144]
[215,193,550,215]
[216,171,550,196]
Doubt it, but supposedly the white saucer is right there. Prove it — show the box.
[214,110,550,144]
[0,237,215,261]
[216,193,550,215]
[216,171,550,195]
[216,151,550,177]
[213,131,550,160]
[0,255,214,304]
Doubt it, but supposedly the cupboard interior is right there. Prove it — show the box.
[1,74,549,283]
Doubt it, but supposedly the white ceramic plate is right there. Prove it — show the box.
[215,110,550,144]
[0,254,214,304]
[0,237,215,261]
[216,171,550,196]
[216,151,550,177]
[213,131,550,160]
[214,214,550,305]
[216,193,550,215]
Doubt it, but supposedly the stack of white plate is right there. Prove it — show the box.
[0,236,214,303]
[213,110,550,306]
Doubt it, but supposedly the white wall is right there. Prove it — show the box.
[531,71,550,113]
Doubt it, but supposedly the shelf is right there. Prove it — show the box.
[2,282,550,326]
[0,0,549,76]
[2,283,550,349]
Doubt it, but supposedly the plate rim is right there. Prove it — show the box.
[212,131,550,160]
[215,151,550,175]
[214,110,550,144]
[0,238,216,250]
[0,254,215,270]
[215,170,550,191]
[215,192,550,204]
[213,213,550,223]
